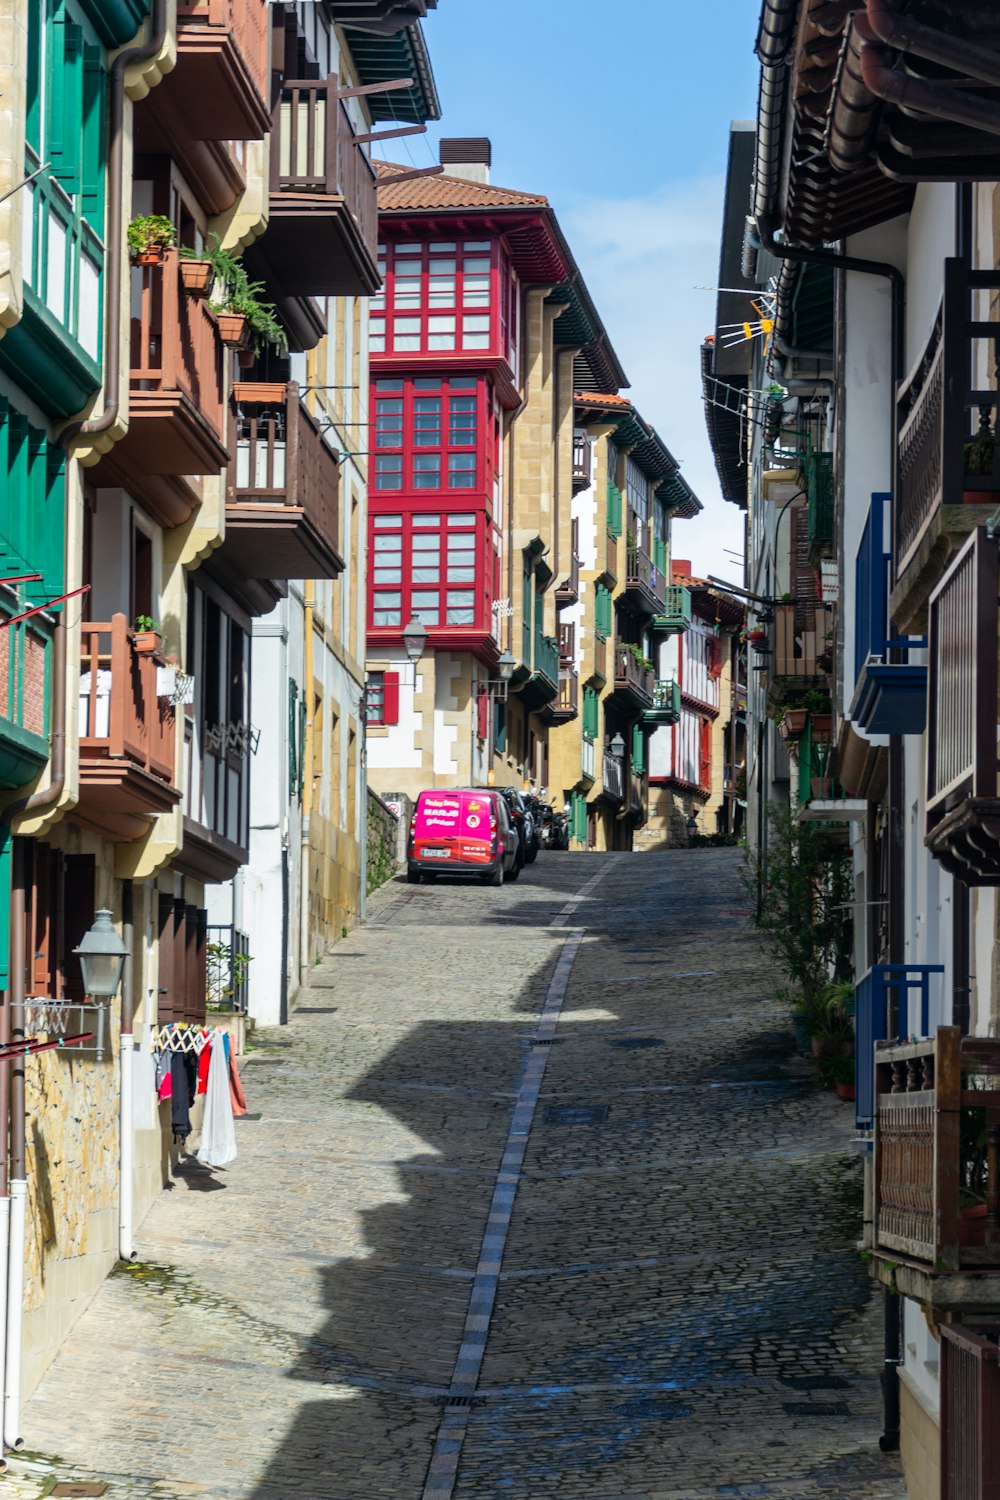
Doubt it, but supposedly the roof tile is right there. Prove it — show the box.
[375,160,549,212]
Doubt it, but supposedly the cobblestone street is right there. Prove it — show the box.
[2,850,905,1499]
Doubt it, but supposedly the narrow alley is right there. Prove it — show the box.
[4,851,905,1500]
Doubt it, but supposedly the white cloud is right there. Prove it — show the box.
[562,175,746,586]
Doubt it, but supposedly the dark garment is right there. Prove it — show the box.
[170,1050,198,1142]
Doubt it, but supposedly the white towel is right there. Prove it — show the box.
[197,1030,237,1168]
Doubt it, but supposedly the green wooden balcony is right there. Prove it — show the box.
[653,585,692,635]
[0,592,52,791]
[643,677,681,725]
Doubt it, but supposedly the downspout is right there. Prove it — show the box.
[119,880,136,1261]
[301,590,315,983]
[61,0,169,450]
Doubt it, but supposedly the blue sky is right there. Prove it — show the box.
[394,0,761,582]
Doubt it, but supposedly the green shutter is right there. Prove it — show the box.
[288,680,299,799]
[654,537,667,575]
[607,479,622,538]
[632,723,645,775]
[583,685,598,740]
[494,699,506,753]
[49,19,85,196]
[81,43,106,224]
[26,3,42,152]
[571,791,587,843]
[595,583,612,640]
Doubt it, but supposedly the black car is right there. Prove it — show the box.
[498,787,538,865]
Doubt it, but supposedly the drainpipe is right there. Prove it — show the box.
[857,16,1000,138]
[60,0,169,450]
[301,590,314,989]
[119,880,136,1261]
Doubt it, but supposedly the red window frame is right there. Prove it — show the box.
[365,670,399,726]
[373,375,494,499]
[372,237,501,357]
[368,505,492,634]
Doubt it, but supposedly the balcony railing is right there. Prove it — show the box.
[941,1324,1000,1500]
[572,433,589,491]
[926,526,1000,883]
[895,260,1000,584]
[556,519,580,604]
[0,590,52,790]
[128,251,227,477]
[267,77,379,296]
[654,585,692,635]
[602,748,624,803]
[582,736,595,782]
[228,382,343,580]
[769,602,833,681]
[625,545,666,612]
[851,491,927,735]
[629,768,644,817]
[644,677,681,725]
[557,620,575,664]
[854,964,942,1132]
[613,645,654,707]
[535,631,559,687]
[873,1027,1000,1276]
[553,670,578,719]
[175,0,270,141]
[806,450,834,561]
[79,616,175,784]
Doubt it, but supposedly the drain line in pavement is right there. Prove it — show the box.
[420,861,611,1500]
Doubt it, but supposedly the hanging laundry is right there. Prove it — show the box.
[196,1039,211,1096]
[170,1049,198,1143]
[197,1029,237,1168]
[228,1048,247,1117]
[155,1049,172,1100]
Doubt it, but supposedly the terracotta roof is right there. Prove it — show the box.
[375,161,549,212]
[575,392,632,409]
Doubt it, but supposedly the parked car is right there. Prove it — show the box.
[407,788,519,886]
[500,787,539,864]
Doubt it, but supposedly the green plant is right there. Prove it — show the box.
[206,940,252,1008]
[206,238,287,356]
[819,1050,855,1087]
[133,615,159,633]
[964,426,995,477]
[624,641,653,672]
[127,214,176,256]
[743,801,854,1029]
[803,688,832,714]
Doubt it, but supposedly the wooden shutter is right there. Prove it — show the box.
[382,670,399,725]
[49,20,84,196]
[476,683,487,741]
[157,895,180,1025]
[80,44,106,223]
[62,855,96,1004]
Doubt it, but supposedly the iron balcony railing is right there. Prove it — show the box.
[602,748,625,802]
[854,963,942,1132]
[941,1324,1000,1500]
[614,645,654,706]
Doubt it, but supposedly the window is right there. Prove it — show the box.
[626,457,650,524]
[377,240,498,354]
[366,670,399,726]
[413,398,441,446]
[413,454,441,488]
[447,590,475,625]
[369,379,482,496]
[595,583,612,640]
[411,590,439,626]
[449,452,476,488]
[375,454,402,491]
[368,510,483,633]
[375,399,403,448]
[583,685,599,740]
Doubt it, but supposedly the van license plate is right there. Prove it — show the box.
[424,848,449,858]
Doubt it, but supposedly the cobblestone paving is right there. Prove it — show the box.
[1,850,906,1499]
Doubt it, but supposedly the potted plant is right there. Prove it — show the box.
[132,615,161,656]
[810,979,855,1061]
[207,243,288,357]
[777,705,809,741]
[127,214,176,266]
[803,687,833,736]
[963,425,997,502]
[179,244,213,297]
[823,1051,856,1101]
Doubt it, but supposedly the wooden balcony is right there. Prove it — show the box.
[264,77,380,297]
[764,602,833,715]
[556,519,580,604]
[548,669,578,724]
[941,1324,1000,1500]
[643,677,681,726]
[625,545,666,615]
[557,620,575,665]
[892,260,1000,632]
[871,1027,1000,1313]
[225,383,344,581]
[517,631,559,711]
[75,616,180,844]
[613,644,654,709]
[169,0,270,141]
[653,585,693,636]
[111,252,227,506]
[925,527,1000,884]
[572,434,589,492]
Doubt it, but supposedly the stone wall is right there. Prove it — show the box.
[366,788,400,894]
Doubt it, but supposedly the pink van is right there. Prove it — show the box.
[407,789,519,886]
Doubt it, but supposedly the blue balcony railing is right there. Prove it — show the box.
[855,964,944,1133]
[851,492,927,734]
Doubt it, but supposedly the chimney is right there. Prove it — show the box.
[439,137,491,185]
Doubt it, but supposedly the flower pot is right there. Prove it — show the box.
[810,713,833,735]
[179,258,212,296]
[779,708,808,741]
[237,346,256,370]
[215,312,249,350]
[835,1080,855,1102]
[132,631,161,657]
[133,247,166,267]
[962,489,995,505]
[233,382,288,406]
[810,776,833,800]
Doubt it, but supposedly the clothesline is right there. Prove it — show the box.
[151,1023,213,1055]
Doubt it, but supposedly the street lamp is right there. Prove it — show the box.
[73,909,128,1001]
[609,732,625,758]
[486,649,516,701]
[401,616,427,689]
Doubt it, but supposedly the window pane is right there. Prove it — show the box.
[395,317,420,335]
[394,259,421,275]
[412,514,440,529]
[413,398,441,446]
[394,333,421,351]
[375,456,402,489]
[413,455,441,488]
[394,243,420,254]
[448,453,476,487]
[429,258,456,273]
[447,603,475,625]
[373,533,402,552]
[375,379,403,392]
[430,241,457,251]
[412,566,440,583]
[447,567,475,583]
[373,592,402,608]
[464,257,491,273]
[463,333,489,349]
[449,378,477,390]
[428,276,455,307]
[428,335,455,350]
[369,332,385,352]
[447,513,476,526]
[373,609,401,627]
[464,240,490,250]
[414,377,441,390]
[463,315,490,333]
[412,536,440,552]
[373,568,402,585]
[374,513,402,527]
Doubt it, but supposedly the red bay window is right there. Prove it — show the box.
[374,376,493,498]
[371,239,503,356]
[369,508,491,635]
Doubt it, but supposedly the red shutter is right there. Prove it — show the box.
[382,671,399,725]
[477,685,488,740]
